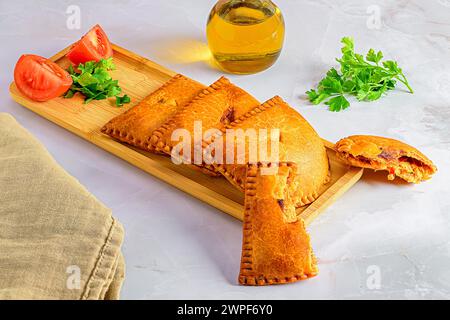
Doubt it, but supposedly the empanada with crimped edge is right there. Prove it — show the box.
[335,135,437,183]
[239,163,318,286]
[205,96,330,207]
[101,74,205,151]
[149,76,260,173]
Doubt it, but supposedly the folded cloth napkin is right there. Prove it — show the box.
[0,113,125,300]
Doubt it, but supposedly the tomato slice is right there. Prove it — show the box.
[66,24,113,65]
[14,54,73,102]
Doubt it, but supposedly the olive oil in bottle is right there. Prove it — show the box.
[207,0,285,74]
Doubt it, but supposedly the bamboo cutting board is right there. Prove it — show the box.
[9,43,363,224]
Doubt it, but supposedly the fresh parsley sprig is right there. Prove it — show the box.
[65,58,130,107]
[306,37,413,112]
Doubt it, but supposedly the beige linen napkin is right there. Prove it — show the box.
[0,113,125,300]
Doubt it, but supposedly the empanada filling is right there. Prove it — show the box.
[395,156,435,180]
[271,166,298,223]
[346,153,434,181]
[346,154,381,167]
[277,199,285,211]
[220,107,235,124]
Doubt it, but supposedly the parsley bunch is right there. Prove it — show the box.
[65,58,130,107]
[306,37,413,111]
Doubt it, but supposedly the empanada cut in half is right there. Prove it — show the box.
[205,96,330,207]
[335,135,437,183]
[149,77,260,173]
[239,164,318,286]
[101,74,205,151]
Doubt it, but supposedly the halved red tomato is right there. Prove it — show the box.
[14,54,73,102]
[66,24,113,65]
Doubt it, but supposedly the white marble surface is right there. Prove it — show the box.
[1,0,449,299]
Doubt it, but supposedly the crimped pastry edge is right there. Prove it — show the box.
[100,74,190,151]
[149,76,232,174]
[202,95,328,206]
[238,163,318,286]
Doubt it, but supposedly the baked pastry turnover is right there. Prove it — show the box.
[239,164,318,286]
[96,69,440,287]
[149,76,260,173]
[335,135,437,183]
[101,74,205,151]
[206,96,330,207]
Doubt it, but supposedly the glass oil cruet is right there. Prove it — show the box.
[206,0,285,74]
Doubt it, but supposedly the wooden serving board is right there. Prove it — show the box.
[9,44,363,224]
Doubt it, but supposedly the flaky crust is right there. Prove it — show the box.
[335,135,437,183]
[206,96,330,207]
[239,164,318,286]
[149,77,260,173]
[101,74,205,151]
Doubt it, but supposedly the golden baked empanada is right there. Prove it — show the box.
[335,135,437,183]
[149,76,260,172]
[239,164,318,286]
[206,96,330,207]
[101,74,205,151]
